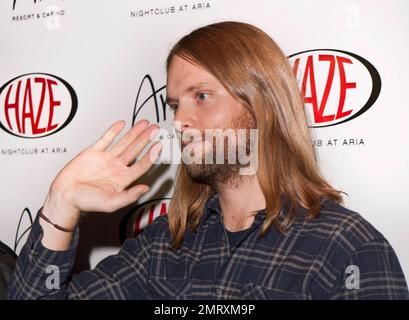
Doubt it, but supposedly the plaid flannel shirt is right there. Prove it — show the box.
[8,193,409,299]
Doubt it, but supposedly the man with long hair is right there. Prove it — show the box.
[9,22,408,299]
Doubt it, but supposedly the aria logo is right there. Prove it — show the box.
[132,74,168,126]
[14,207,33,253]
[12,0,61,10]
[289,49,381,128]
[132,74,181,164]
[0,73,78,138]
[12,0,40,10]
[119,198,171,243]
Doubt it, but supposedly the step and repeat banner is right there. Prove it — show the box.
[0,0,408,279]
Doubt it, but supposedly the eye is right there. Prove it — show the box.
[168,103,178,110]
[197,92,209,102]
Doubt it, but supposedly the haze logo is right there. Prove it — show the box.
[119,198,170,243]
[289,49,381,127]
[0,73,78,138]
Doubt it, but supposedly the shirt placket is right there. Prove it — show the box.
[211,211,264,299]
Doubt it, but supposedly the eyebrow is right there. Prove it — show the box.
[166,82,214,104]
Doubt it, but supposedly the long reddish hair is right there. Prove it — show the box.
[166,21,344,249]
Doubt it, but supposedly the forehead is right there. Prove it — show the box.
[166,55,220,93]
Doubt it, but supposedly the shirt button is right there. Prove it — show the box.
[214,288,222,296]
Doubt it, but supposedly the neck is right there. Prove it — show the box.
[217,174,266,232]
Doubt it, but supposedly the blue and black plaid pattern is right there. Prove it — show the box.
[8,193,409,299]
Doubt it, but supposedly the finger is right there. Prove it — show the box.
[102,185,150,213]
[119,124,160,165]
[110,119,150,156]
[92,121,126,151]
[127,142,162,182]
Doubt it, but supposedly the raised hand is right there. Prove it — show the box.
[40,119,162,250]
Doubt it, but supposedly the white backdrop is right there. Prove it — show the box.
[0,0,408,281]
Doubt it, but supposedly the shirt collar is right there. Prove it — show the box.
[203,192,266,223]
[201,191,310,231]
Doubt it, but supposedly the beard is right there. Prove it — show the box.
[186,161,240,191]
[183,108,256,191]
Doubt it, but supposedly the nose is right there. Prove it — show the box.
[173,104,194,134]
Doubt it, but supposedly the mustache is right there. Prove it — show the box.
[178,128,252,148]
[178,128,217,150]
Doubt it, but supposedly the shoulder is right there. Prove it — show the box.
[296,200,409,299]
[299,198,388,255]
[120,215,171,254]
[139,215,171,241]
